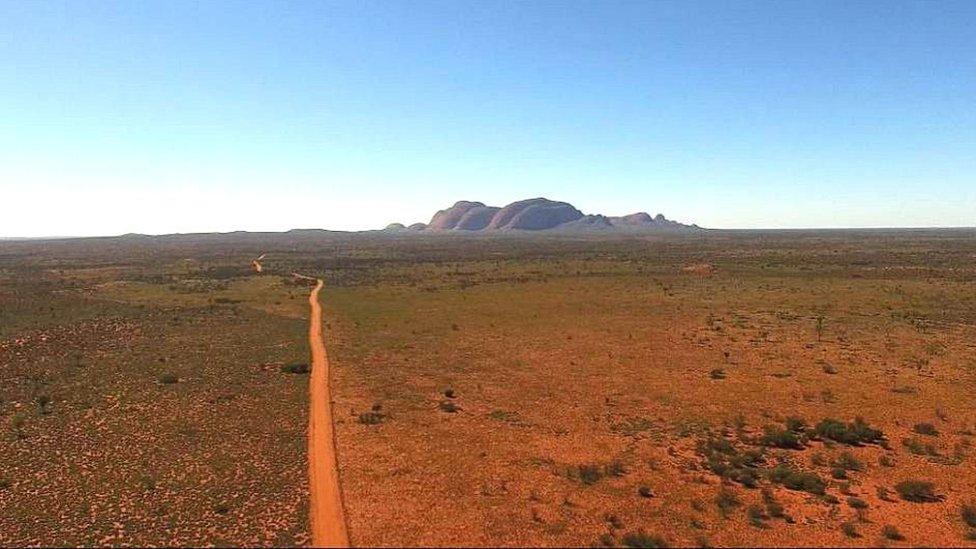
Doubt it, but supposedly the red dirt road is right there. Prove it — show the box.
[305,278,350,547]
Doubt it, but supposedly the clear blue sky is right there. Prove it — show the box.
[2,0,974,235]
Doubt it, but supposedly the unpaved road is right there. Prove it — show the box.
[304,277,350,547]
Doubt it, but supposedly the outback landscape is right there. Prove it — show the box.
[2,217,976,547]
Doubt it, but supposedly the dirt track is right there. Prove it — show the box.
[305,277,349,547]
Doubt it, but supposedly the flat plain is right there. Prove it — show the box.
[2,229,976,547]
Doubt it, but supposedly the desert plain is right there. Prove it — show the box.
[2,229,976,547]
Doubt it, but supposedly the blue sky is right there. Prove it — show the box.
[1,0,974,235]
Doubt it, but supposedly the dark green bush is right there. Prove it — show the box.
[747,504,767,527]
[902,437,938,456]
[784,416,807,433]
[961,503,976,528]
[761,426,805,449]
[813,417,884,445]
[882,525,904,541]
[621,531,668,548]
[847,497,868,509]
[841,521,859,538]
[767,464,826,495]
[913,422,939,436]
[833,451,863,472]
[358,411,385,425]
[438,400,460,413]
[715,486,740,517]
[158,373,178,384]
[895,479,941,502]
[280,362,309,374]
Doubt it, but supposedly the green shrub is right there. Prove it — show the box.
[438,400,460,413]
[158,373,179,384]
[761,427,804,449]
[902,437,938,456]
[576,464,603,485]
[894,479,940,502]
[358,411,385,425]
[767,464,826,495]
[604,461,627,478]
[847,497,868,509]
[785,416,807,433]
[841,521,859,538]
[35,395,51,415]
[833,451,863,472]
[882,525,904,541]
[715,487,740,517]
[814,417,884,445]
[961,503,976,528]
[621,531,668,548]
[747,504,767,527]
[280,362,309,374]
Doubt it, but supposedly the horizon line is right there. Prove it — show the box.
[4,225,976,241]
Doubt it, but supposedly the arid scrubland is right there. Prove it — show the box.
[2,229,976,546]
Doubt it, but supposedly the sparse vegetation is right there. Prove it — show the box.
[279,362,309,374]
[158,373,179,384]
[438,400,460,413]
[894,479,941,502]
[882,525,905,541]
[620,531,668,548]
[4,223,976,546]
[841,521,859,538]
[902,437,938,456]
[832,451,863,472]
[847,497,868,510]
[813,417,884,445]
[761,426,805,449]
[715,487,740,517]
[913,422,939,436]
[961,502,976,528]
[767,464,826,495]
[698,437,764,488]
[35,394,52,415]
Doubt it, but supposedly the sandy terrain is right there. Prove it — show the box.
[3,229,976,547]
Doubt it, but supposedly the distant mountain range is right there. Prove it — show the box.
[384,198,699,232]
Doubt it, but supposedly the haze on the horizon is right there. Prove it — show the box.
[2,0,974,237]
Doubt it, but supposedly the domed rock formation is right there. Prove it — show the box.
[388,198,698,232]
[486,198,583,230]
[428,201,486,230]
[611,212,654,225]
[455,206,501,230]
